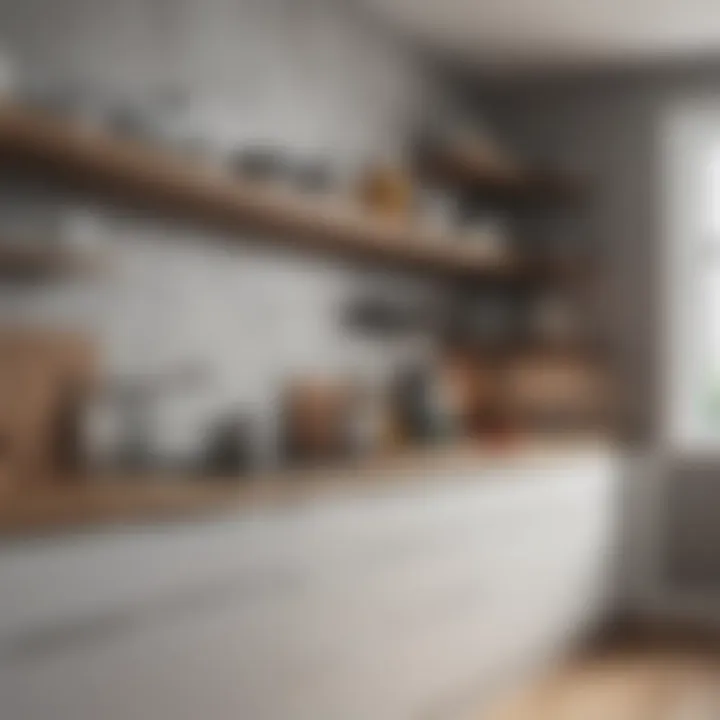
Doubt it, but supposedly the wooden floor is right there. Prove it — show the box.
[482,651,720,719]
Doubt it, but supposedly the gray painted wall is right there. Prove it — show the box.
[484,77,660,441]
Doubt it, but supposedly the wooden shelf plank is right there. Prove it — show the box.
[420,147,586,206]
[0,103,537,282]
[0,244,101,278]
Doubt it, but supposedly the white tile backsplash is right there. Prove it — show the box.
[0,0,451,464]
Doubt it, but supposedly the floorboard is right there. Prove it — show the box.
[481,649,720,719]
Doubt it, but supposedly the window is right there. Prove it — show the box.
[664,105,720,448]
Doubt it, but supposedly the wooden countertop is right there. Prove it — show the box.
[0,439,612,536]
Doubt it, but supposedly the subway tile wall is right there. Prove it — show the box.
[0,0,453,467]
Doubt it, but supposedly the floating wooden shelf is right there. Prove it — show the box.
[0,244,101,279]
[0,103,562,282]
[420,147,585,206]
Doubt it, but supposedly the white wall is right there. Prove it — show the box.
[1,0,428,158]
[0,0,450,467]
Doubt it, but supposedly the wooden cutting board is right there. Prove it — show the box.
[0,327,95,489]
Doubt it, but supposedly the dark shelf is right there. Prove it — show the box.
[420,148,586,207]
[0,244,101,279]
